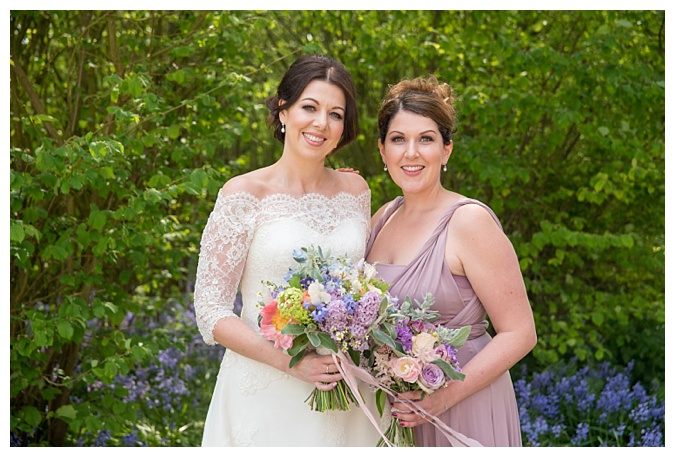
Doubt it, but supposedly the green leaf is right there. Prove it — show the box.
[443,325,471,349]
[316,332,338,353]
[88,141,108,158]
[190,169,208,188]
[591,311,604,326]
[287,334,308,357]
[57,321,74,340]
[99,167,115,179]
[104,361,119,379]
[431,359,466,381]
[21,406,42,427]
[10,223,25,243]
[307,332,320,348]
[347,348,360,366]
[56,404,77,420]
[289,349,306,368]
[372,328,398,350]
[88,210,106,231]
[281,324,306,335]
[375,389,387,416]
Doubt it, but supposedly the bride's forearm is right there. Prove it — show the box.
[212,316,292,374]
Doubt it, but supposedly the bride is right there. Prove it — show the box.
[193,54,384,446]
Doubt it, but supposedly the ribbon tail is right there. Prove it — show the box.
[332,352,393,447]
[332,351,483,447]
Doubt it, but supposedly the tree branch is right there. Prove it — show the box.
[11,60,62,143]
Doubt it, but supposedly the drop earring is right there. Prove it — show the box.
[281,122,285,133]
[384,164,388,172]
[443,164,448,172]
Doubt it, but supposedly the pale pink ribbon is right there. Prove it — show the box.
[332,350,483,447]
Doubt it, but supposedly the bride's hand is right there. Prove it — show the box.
[289,352,342,391]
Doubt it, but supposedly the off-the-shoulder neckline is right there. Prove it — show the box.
[219,189,371,202]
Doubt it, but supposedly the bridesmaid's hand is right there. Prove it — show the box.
[390,389,450,427]
[288,351,343,391]
[336,167,360,174]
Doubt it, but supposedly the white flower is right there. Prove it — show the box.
[412,332,439,363]
[362,261,378,281]
[307,281,331,304]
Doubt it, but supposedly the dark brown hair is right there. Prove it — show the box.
[266,54,359,152]
[377,75,457,145]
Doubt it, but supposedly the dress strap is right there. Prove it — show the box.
[434,198,503,237]
[365,196,404,256]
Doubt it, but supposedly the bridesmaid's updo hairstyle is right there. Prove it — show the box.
[377,75,457,145]
[266,54,359,152]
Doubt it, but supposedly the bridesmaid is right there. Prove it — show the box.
[365,76,537,446]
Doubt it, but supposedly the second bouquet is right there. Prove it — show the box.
[257,245,392,412]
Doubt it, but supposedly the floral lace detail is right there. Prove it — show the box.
[193,192,258,345]
[231,422,257,446]
[194,189,371,345]
[222,350,289,395]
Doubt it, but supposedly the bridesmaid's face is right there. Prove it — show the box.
[379,110,452,194]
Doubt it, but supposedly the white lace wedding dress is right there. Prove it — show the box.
[194,189,385,446]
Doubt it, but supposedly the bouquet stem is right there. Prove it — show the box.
[377,417,416,447]
[306,379,358,411]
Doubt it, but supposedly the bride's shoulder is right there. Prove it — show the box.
[329,168,370,196]
[218,169,270,200]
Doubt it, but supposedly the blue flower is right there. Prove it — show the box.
[571,422,590,445]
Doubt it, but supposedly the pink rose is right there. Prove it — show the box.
[391,356,421,383]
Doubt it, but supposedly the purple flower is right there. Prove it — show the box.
[299,277,314,289]
[342,293,357,314]
[419,363,445,390]
[319,299,349,336]
[353,291,381,326]
[435,344,458,366]
[410,320,426,333]
[348,323,368,350]
[395,321,414,352]
[309,302,328,323]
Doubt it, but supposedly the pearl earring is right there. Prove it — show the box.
[384,164,388,172]
[443,164,447,172]
[281,122,285,133]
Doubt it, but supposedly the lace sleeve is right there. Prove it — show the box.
[194,190,258,345]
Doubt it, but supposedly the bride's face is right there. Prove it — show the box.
[379,110,452,194]
[279,80,346,159]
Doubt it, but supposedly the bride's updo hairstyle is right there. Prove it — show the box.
[377,75,457,146]
[266,54,359,152]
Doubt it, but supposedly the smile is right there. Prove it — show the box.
[303,133,326,143]
[402,165,424,171]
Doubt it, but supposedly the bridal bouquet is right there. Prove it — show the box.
[257,245,393,412]
[368,293,471,446]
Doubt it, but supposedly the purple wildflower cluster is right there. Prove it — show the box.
[64,296,225,446]
[515,359,664,447]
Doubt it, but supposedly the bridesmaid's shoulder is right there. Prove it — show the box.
[452,198,500,233]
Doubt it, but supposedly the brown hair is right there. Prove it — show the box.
[377,75,456,145]
[266,54,359,152]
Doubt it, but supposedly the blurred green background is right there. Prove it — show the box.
[10,10,664,446]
